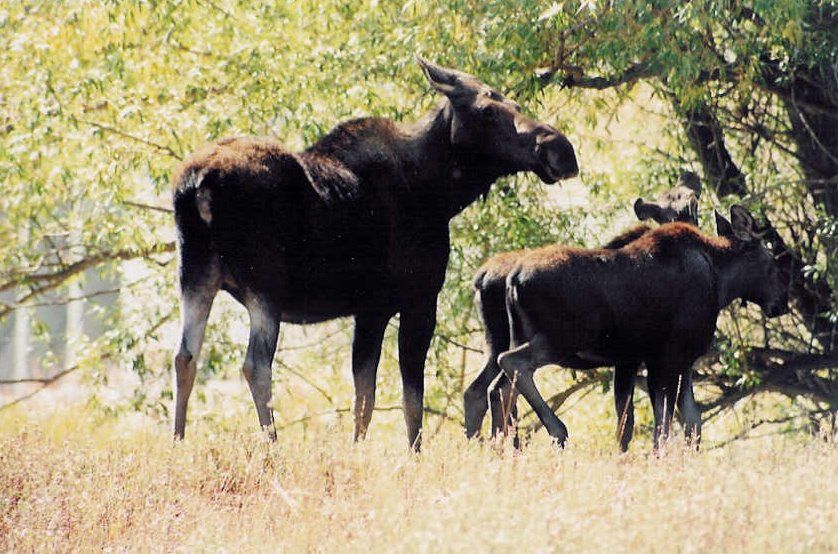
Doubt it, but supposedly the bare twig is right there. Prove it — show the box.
[121,200,174,214]
[74,117,182,159]
[275,360,334,404]
[435,333,483,354]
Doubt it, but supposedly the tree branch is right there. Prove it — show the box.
[539,62,655,90]
[0,242,176,320]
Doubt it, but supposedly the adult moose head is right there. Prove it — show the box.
[171,57,578,448]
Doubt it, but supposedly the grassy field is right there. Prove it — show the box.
[1,405,835,552]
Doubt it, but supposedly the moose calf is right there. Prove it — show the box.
[465,173,702,450]
[496,206,787,448]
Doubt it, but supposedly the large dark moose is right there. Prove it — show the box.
[492,206,788,449]
[465,171,703,450]
[170,58,579,447]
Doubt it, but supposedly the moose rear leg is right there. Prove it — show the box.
[242,299,280,440]
[498,334,569,447]
[173,285,218,440]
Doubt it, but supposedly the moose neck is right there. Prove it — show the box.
[405,102,509,218]
[712,242,751,310]
[307,102,511,220]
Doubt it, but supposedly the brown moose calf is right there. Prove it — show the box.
[465,173,703,450]
[497,206,788,449]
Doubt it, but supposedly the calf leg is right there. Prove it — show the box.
[173,285,218,440]
[352,313,390,441]
[398,300,437,451]
[677,371,702,449]
[464,354,502,438]
[489,375,520,446]
[613,363,638,452]
[646,367,679,451]
[242,298,280,440]
[498,334,569,447]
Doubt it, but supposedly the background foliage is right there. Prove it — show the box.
[0,0,835,442]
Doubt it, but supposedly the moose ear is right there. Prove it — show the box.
[715,210,734,238]
[634,198,663,223]
[729,205,757,241]
[416,56,474,100]
[687,196,699,224]
[678,171,702,198]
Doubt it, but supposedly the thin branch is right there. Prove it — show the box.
[0,362,82,386]
[435,333,483,354]
[121,200,174,214]
[275,359,334,404]
[74,117,182,159]
[18,286,120,309]
[707,414,805,450]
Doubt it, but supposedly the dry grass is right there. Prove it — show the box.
[0,405,835,553]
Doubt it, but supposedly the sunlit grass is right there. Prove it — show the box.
[1,404,835,552]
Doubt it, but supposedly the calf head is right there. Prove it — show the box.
[634,171,702,225]
[417,57,578,183]
[716,205,789,317]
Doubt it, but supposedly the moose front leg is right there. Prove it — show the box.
[351,312,391,442]
[613,363,638,452]
[398,299,437,451]
[463,352,502,439]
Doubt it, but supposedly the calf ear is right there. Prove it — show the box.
[729,205,757,241]
[416,56,474,101]
[715,210,734,238]
[634,198,663,223]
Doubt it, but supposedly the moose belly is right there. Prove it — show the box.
[583,328,652,362]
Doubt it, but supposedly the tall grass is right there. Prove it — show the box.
[1,405,835,552]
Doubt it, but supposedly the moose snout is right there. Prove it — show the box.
[535,131,579,182]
